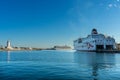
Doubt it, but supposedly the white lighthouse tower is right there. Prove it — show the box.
[6,40,13,50]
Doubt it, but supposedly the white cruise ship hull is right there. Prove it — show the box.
[74,29,116,52]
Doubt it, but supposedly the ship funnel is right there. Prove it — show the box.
[91,28,98,34]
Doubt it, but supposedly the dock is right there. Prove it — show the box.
[96,50,120,53]
[77,50,120,53]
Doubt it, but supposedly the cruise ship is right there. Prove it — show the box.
[74,29,116,51]
[53,45,71,50]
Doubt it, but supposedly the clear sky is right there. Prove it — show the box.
[0,0,120,48]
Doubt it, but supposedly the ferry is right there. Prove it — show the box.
[74,29,116,52]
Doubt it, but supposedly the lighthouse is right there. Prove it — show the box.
[6,40,13,50]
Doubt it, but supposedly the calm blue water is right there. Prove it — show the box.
[0,50,120,80]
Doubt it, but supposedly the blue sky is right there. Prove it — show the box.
[0,0,120,48]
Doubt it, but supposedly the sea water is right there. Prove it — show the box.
[0,50,120,80]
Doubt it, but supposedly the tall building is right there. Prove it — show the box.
[6,40,13,50]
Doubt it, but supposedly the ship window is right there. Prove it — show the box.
[78,39,82,43]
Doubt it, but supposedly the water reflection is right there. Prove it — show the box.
[74,51,116,80]
[7,51,11,63]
